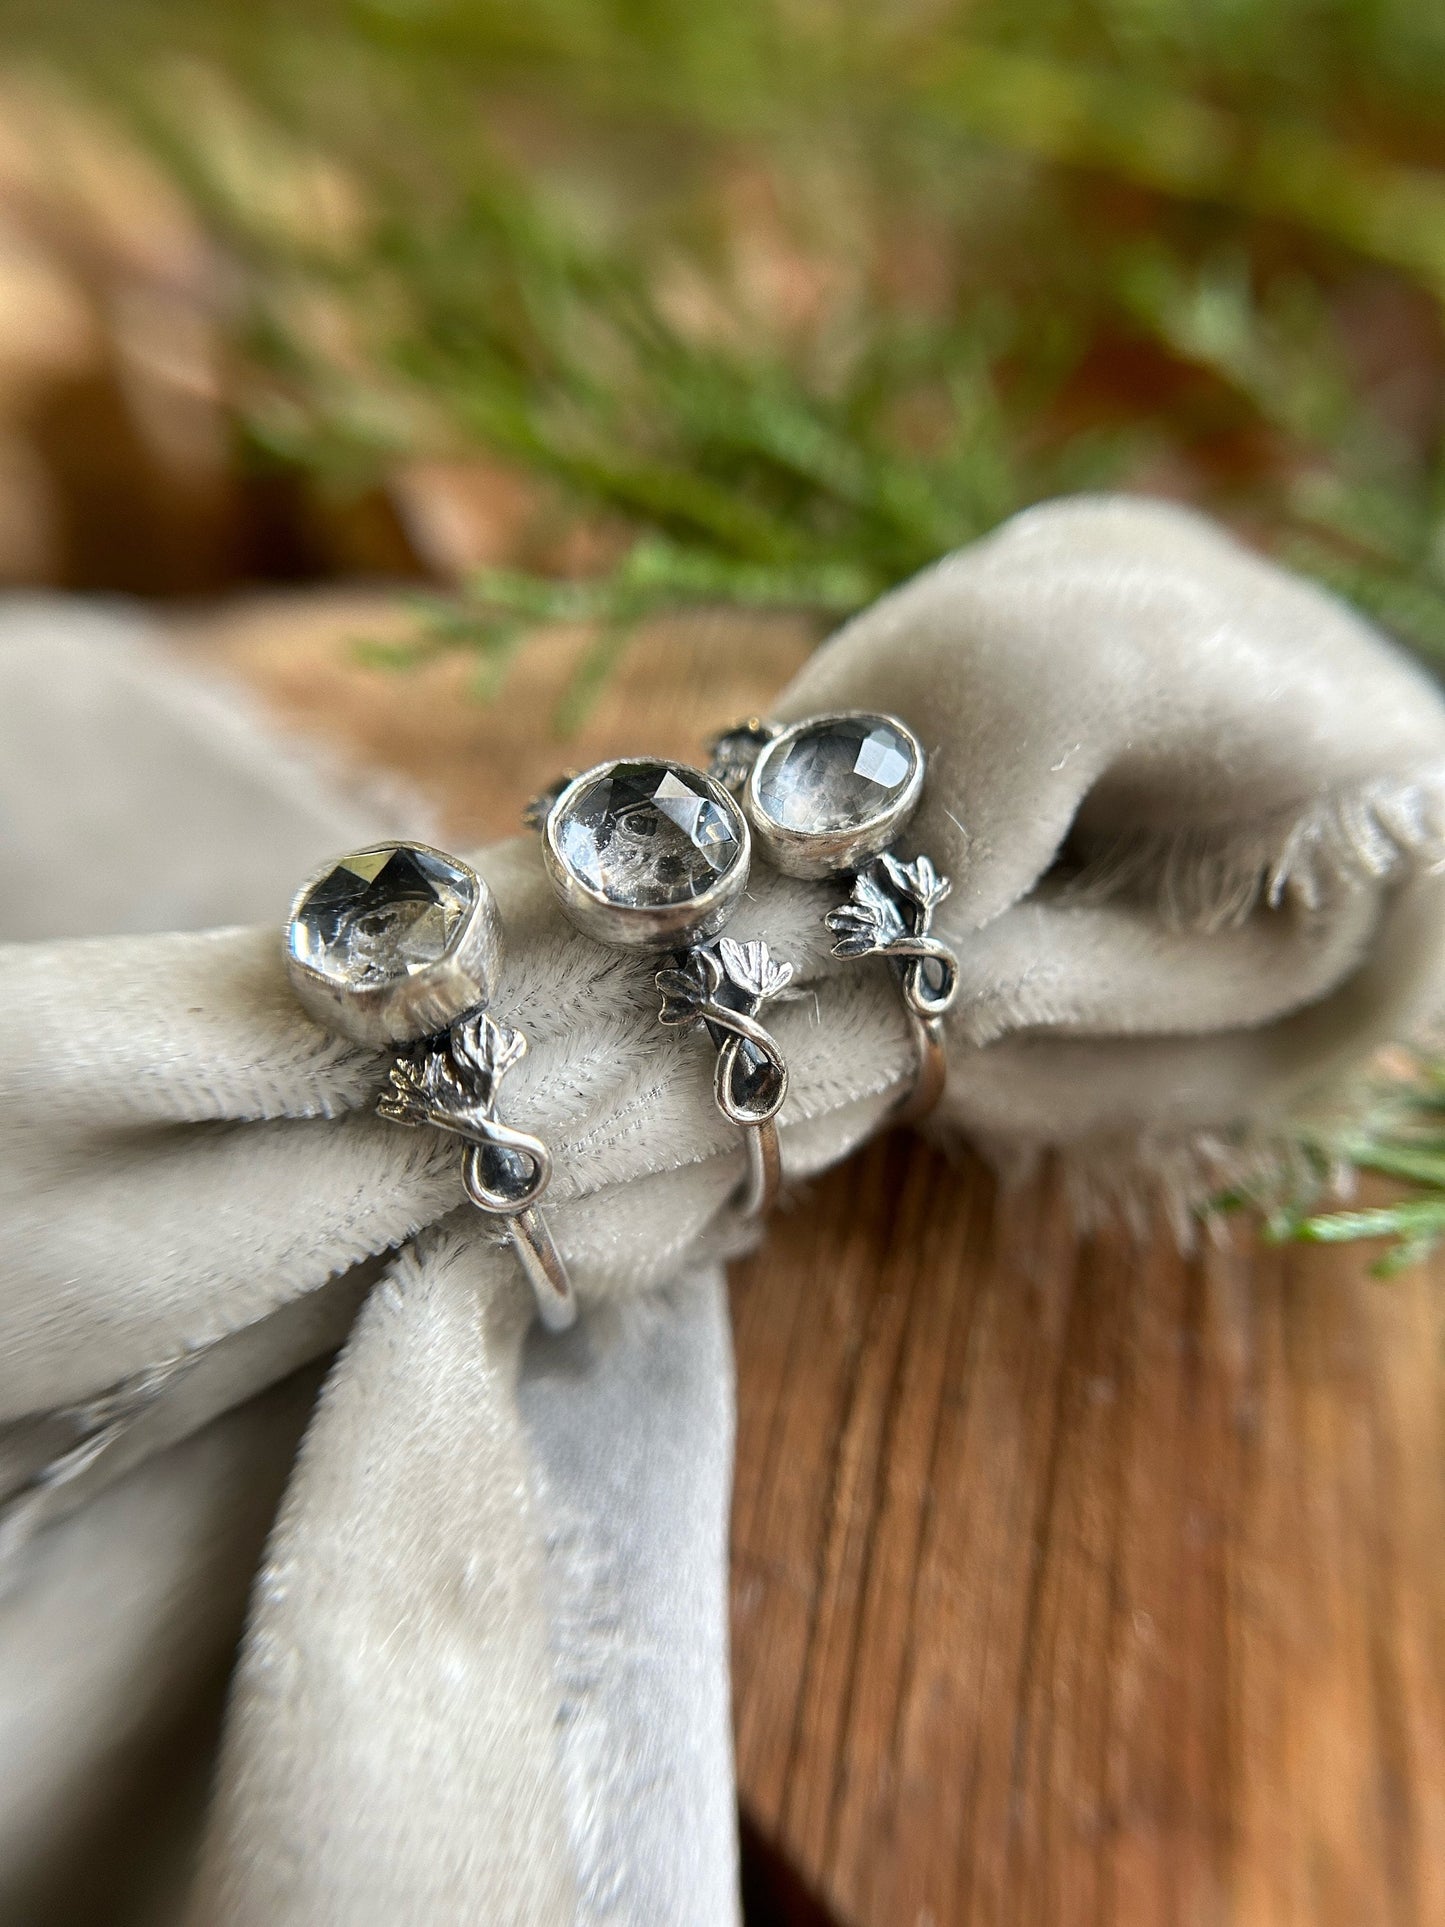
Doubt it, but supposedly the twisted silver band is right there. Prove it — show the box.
[381,1009,576,1331]
[710,716,960,1122]
[656,937,793,1219]
[827,867,960,1121]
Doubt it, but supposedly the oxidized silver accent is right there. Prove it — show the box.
[656,937,794,1217]
[529,758,792,1217]
[742,710,925,880]
[710,712,958,1118]
[285,841,502,1049]
[538,757,751,952]
[825,853,958,1121]
[522,773,577,832]
[381,1009,574,1330]
[707,718,781,796]
[285,842,574,1329]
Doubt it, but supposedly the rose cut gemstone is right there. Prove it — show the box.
[755,715,918,833]
[290,845,475,989]
[554,760,742,907]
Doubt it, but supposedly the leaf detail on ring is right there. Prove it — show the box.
[377,1053,444,1128]
[878,850,951,914]
[378,1010,527,1137]
[378,1046,474,1131]
[717,937,794,1004]
[452,1009,527,1089]
[656,954,713,1026]
[825,870,909,957]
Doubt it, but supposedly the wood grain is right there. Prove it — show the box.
[730,1135,1445,1927]
[166,590,815,845]
[175,592,1445,1926]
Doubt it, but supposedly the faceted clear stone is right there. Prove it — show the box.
[291,846,475,989]
[554,761,743,907]
[755,715,917,833]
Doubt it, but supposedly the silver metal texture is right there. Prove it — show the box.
[656,937,794,1219]
[706,718,781,796]
[826,853,958,1124]
[381,1008,576,1330]
[742,710,926,880]
[286,844,574,1329]
[711,716,959,1120]
[285,841,503,1048]
[539,757,751,952]
[530,761,793,1219]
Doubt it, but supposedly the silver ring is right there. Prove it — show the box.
[528,758,792,1218]
[711,712,959,1119]
[284,842,575,1331]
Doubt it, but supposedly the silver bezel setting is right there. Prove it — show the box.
[541,758,751,952]
[744,710,926,880]
[285,841,504,1048]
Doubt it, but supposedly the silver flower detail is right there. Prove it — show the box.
[878,851,952,916]
[825,870,910,958]
[378,1011,527,1137]
[826,852,959,1024]
[451,1009,528,1096]
[656,951,715,1027]
[717,937,794,1004]
[380,1049,463,1131]
[655,937,794,1026]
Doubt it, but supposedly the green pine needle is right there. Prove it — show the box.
[12,0,1445,1267]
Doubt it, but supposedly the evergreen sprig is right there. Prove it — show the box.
[11,0,1445,1263]
[1259,1066,1445,1274]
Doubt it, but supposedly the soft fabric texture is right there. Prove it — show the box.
[0,595,413,942]
[779,497,1445,1193]
[3,496,1445,1923]
[0,604,739,1927]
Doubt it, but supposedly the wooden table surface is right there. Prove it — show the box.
[730,1138,1445,1927]
[172,593,1445,1927]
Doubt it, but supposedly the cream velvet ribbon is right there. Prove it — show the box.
[3,498,1445,1923]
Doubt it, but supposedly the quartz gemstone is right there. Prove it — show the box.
[755,715,918,833]
[290,845,475,988]
[554,760,743,907]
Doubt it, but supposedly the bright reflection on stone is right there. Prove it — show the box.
[554,760,743,906]
[290,845,475,988]
[755,715,918,833]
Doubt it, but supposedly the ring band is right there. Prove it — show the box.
[383,1009,576,1332]
[285,842,576,1331]
[711,712,959,1119]
[656,934,793,1218]
[529,758,793,1218]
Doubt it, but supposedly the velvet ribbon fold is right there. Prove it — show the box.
[3,497,1445,1923]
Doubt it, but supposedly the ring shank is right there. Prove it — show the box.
[895,1007,948,1126]
[739,1118,783,1219]
[508,1205,576,1332]
[462,1140,576,1331]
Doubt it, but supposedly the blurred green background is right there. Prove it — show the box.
[1,0,1443,696]
[3,0,1445,1255]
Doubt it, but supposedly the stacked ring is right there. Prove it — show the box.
[284,841,575,1330]
[711,712,959,1120]
[528,758,794,1218]
[283,720,953,1330]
